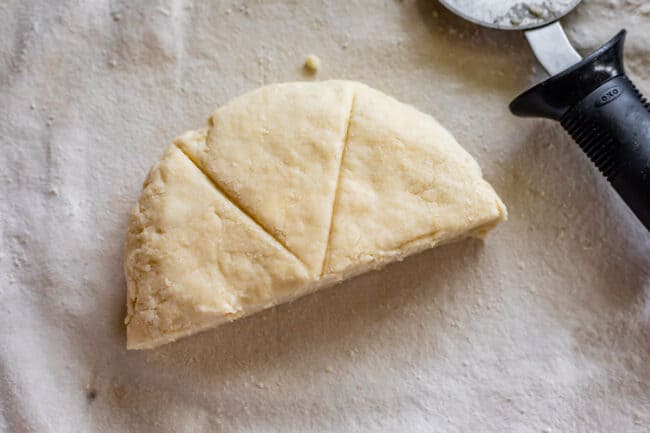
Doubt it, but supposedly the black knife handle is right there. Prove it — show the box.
[510,30,650,230]
[561,76,650,229]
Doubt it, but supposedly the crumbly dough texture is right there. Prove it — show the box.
[125,80,506,349]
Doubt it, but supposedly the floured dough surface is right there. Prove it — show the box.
[125,145,309,349]
[323,83,505,277]
[125,80,506,349]
[176,81,354,277]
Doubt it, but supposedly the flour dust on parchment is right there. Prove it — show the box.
[1,0,649,432]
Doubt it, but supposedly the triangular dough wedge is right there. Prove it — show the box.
[125,144,309,349]
[322,83,506,278]
[125,81,506,349]
[176,81,354,277]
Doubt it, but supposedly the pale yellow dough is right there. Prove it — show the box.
[125,81,506,349]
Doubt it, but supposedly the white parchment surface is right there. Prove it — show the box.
[1,1,649,432]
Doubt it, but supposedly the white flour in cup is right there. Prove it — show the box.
[442,0,579,28]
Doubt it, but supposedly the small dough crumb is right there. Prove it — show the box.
[304,54,321,73]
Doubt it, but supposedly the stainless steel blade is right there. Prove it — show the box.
[525,21,582,75]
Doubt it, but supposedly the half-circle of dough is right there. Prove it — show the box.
[125,81,506,349]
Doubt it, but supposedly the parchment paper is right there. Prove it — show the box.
[1,1,649,432]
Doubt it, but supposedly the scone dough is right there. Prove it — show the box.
[125,81,506,349]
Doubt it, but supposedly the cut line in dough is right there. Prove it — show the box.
[174,143,307,270]
[319,93,356,277]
